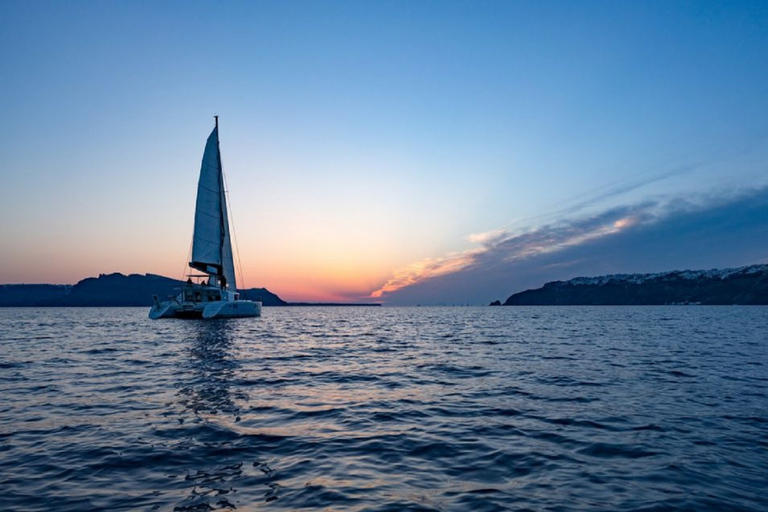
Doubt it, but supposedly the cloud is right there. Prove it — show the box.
[372,186,768,305]
[467,229,507,245]
[371,202,658,299]
[370,250,479,298]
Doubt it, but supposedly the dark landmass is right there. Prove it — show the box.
[0,273,287,307]
[0,284,73,306]
[282,302,380,307]
[504,264,768,305]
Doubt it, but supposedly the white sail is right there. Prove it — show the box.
[189,120,237,291]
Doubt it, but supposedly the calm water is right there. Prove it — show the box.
[1,306,767,511]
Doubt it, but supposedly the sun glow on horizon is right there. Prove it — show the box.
[235,256,390,303]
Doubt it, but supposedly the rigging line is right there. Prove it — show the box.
[222,170,248,290]
[183,236,194,281]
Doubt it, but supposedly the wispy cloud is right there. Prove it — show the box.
[371,250,479,298]
[372,186,768,304]
[371,203,655,299]
[467,229,507,245]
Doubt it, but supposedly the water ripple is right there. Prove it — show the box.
[1,306,767,510]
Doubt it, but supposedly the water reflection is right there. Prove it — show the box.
[177,320,244,420]
[171,321,283,510]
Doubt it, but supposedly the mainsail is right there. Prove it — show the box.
[189,117,237,290]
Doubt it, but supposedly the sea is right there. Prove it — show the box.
[1,306,766,511]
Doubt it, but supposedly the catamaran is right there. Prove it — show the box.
[149,117,261,319]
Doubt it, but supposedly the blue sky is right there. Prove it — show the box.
[1,1,767,304]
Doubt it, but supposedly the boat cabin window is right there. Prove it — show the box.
[183,286,221,302]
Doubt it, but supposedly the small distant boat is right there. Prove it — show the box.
[149,117,261,319]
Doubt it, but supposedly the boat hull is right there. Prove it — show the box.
[149,300,261,319]
[203,300,261,319]
[148,301,183,319]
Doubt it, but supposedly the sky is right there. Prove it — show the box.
[1,0,767,305]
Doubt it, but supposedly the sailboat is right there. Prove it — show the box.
[149,117,262,319]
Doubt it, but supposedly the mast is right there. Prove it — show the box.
[215,115,228,290]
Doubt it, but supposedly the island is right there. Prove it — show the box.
[503,264,768,305]
[0,272,377,308]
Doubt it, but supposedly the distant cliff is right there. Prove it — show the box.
[0,273,287,307]
[503,265,768,305]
